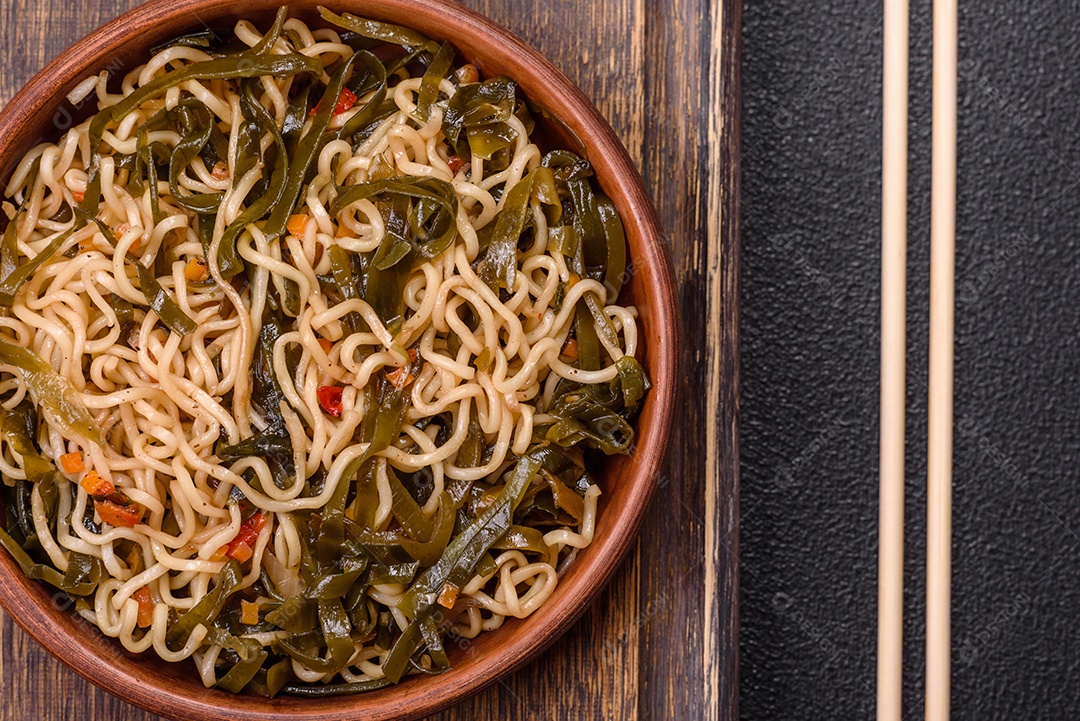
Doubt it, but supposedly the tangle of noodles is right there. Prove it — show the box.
[0,7,648,695]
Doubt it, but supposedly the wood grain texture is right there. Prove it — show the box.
[0,0,740,719]
[704,0,742,719]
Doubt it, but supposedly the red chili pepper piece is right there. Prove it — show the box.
[310,87,358,117]
[317,385,344,417]
[226,512,267,561]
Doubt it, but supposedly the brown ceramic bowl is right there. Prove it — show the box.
[0,0,678,718]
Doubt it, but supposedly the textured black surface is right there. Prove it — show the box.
[741,1,1080,718]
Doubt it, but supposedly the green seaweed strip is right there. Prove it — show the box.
[359,378,410,463]
[361,492,455,566]
[0,212,18,284]
[573,299,601,371]
[416,42,455,121]
[135,262,197,336]
[0,337,101,444]
[168,101,222,214]
[327,245,365,334]
[397,452,543,618]
[279,677,394,696]
[492,524,553,556]
[317,7,438,52]
[615,355,649,409]
[386,466,434,541]
[596,195,627,298]
[81,54,322,216]
[331,177,457,269]
[243,6,288,57]
[379,610,426,684]
[0,226,74,307]
[216,651,269,693]
[317,598,355,674]
[215,80,290,278]
[0,523,90,593]
[166,559,243,649]
[0,401,52,481]
[478,174,533,291]
[262,51,363,240]
[337,51,389,141]
[418,612,449,670]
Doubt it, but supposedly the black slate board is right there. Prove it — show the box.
[741,0,1080,717]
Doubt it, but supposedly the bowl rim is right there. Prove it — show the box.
[0,0,681,718]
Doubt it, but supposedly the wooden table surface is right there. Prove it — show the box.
[0,1,741,719]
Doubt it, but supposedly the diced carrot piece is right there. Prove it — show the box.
[78,237,94,254]
[210,546,228,562]
[184,257,209,282]
[80,470,115,499]
[560,337,579,361]
[94,498,142,528]
[211,161,229,180]
[133,586,154,628]
[317,385,343,417]
[407,347,419,362]
[317,337,333,354]
[436,582,459,609]
[71,190,85,203]
[59,452,84,474]
[385,366,414,389]
[240,600,260,626]
[226,512,267,561]
[228,541,253,563]
[286,213,309,237]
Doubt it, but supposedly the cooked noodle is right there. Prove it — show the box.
[0,8,646,694]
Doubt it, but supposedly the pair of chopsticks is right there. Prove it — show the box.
[878,0,956,719]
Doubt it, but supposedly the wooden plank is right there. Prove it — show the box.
[705,0,742,717]
[635,0,709,713]
[632,0,740,719]
[0,0,741,719]
[2,614,161,720]
[0,0,142,103]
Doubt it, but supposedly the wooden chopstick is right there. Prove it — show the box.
[926,0,958,718]
[878,0,909,718]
